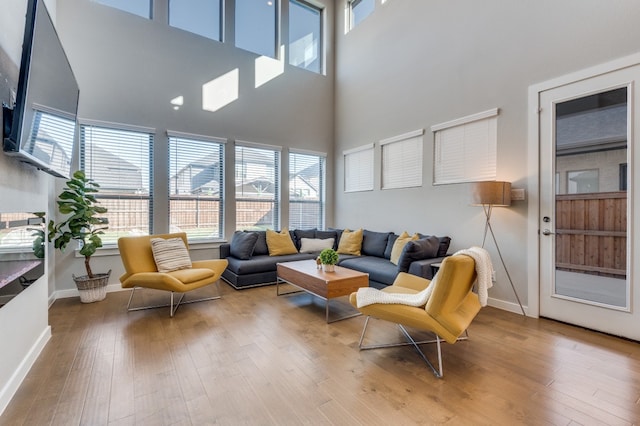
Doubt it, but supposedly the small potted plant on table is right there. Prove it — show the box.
[318,248,339,272]
[48,170,110,303]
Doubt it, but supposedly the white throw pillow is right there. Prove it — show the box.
[150,237,192,272]
[299,237,335,253]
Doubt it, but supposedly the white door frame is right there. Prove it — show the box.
[527,52,640,318]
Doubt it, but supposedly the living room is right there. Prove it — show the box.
[1,0,640,423]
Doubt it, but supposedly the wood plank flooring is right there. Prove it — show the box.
[1,282,639,425]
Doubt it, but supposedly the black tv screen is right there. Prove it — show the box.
[2,0,79,179]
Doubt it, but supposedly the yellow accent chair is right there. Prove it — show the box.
[349,254,481,377]
[118,232,228,317]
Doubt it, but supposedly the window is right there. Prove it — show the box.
[567,169,599,194]
[80,122,153,244]
[235,0,278,58]
[349,0,374,29]
[289,151,325,229]
[432,108,498,185]
[344,143,374,192]
[620,163,627,191]
[381,129,424,190]
[169,0,222,41]
[235,143,281,230]
[289,0,322,74]
[93,0,151,18]
[168,133,225,240]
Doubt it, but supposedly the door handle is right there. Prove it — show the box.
[542,229,554,236]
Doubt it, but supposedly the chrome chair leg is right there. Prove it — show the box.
[126,281,222,317]
[358,316,465,378]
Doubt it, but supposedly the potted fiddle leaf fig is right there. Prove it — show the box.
[48,170,110,303]
[319,248,339,272]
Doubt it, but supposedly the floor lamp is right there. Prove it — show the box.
[471,181,526,316]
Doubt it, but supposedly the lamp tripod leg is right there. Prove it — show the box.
[482,206,526,316]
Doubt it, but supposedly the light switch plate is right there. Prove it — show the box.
[511,188,525,201]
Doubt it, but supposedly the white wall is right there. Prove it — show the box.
[333,0,640,312]
[0,0,55,414]
[52,0,336,293]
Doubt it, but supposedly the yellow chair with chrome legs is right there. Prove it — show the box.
[118,232,228,317]
[349,254,481,377]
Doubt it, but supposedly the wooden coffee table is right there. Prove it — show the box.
[276,260,369,323]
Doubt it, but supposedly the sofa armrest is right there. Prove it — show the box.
[219,243,231,259]
[408,256,449,280]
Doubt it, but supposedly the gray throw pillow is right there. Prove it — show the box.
[418,233,452,257]
[230,231,259,260]
[251,231,269,255]
[396,236,440,273]
[362,230,392,258]
[384,233,399,259]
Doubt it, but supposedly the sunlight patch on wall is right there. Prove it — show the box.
[255,48,284,88]
[170,95,184,110]
[202,69,239,113]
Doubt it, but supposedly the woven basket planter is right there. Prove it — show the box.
[73,270,111,303]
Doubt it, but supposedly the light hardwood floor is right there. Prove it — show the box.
[1,282,639,425]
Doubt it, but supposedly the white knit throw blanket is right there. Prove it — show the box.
[355,246,494,308]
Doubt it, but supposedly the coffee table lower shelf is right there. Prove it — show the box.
[276,260,369,323]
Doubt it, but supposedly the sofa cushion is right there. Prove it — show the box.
[150,237,192,272]
[338,256,399,286]
[390,231,419,265]
[362,230,392,258]
[266,229,298,256]
[337,228,363,255]
[225,253,316,275]
[328,228,344,249]
[316,230,338,249]
[250,231,269,255]
[299,237,334,253]
[397,236,440,273]
[418,234,452,257]
[293,228,316,249]
[230,231,258,260]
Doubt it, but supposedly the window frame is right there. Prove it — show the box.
[234,0,280,59]
[288,0,323,74]
[168,0,223,42]
[344,143,374,193]
[167,131,226,241]
[431,108,499,185]
[380,129,424,190]
[235,141,282,231]
[289,149,326,230]
[79,120,155,245]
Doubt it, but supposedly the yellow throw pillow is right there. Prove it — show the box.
[390,231,419,265]
[266,229,298,256]
[337,228,363,256]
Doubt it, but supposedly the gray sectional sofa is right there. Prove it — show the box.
[220,228,450,290]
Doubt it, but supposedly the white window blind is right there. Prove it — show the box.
[235,142,281,230]
[432,108,498,185]
[289,150,326,230]
[80,122,154,243]
[344,143,374,193]
[381,129,423,190]
[168,132,225,240]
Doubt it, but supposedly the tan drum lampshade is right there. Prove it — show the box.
[470,181,512,206]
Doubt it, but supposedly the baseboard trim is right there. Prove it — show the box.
[487,297,529,316]
[0,325,51,416]
[53,283,127,301]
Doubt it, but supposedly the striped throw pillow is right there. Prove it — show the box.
[150,237,192,273]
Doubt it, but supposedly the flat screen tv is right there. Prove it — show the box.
[2,0,79,179]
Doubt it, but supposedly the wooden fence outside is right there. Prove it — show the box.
[556,191,626,278]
